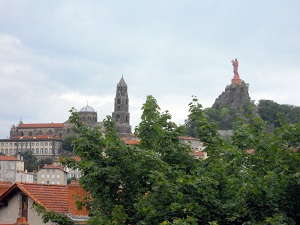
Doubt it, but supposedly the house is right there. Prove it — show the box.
[62,156,82,180]
[15,170,33,183]
[179,136,208,159]
[36,164,68,185]
[0,181,89,225]
[0,156,24,183]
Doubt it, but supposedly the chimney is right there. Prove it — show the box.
[68,180,89,216]
[14,217,29,225]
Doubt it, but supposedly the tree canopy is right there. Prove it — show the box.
[62,95,300,225]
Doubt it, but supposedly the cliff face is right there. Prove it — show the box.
[212,82,251,110]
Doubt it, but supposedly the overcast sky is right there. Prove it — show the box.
[0,1,299,138]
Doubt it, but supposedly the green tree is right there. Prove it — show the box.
[19,150,38,172]
[62,96,300,225]
[62,135,77,152]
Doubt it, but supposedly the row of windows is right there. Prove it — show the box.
[41,174,61,179]
[41,180,60,184]
[0,142,53,147]
[0,148,52,155]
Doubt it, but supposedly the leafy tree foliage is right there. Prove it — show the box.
[63,96,300,225]
[18,150,38,172]
[258,99,300,126]
[62,134,77,152]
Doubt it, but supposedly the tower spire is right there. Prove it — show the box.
[112,76,131,137]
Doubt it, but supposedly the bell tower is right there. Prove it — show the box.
[112,76,132,137]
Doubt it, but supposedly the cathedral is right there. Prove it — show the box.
[9,76,132,139]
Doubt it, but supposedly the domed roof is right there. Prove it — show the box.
[80,104,96,112]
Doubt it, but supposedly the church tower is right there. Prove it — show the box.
[112,76,132,137]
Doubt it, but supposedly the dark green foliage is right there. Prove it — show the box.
[62,135,77,152]
[18,150,38,172]
[62,97,300,225]
[258,99,300,126]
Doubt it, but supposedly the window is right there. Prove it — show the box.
[36,149,39,154]
[52,174,55,178]
[51,181,55,184]
[10,143,12,147]
[1,143,3,147]
[22,194,28,221]
[36,143,39,146]
[31,143,35,146]
[42,174,44,178]
[45,148,48,154]
[9,149,12,155]
[41,181,44,184]
[57,174,60,178]
[45,142,48,146]
[40,142,43,146]
[47,174,50,178]
[47,181,49,184]
[5,143,8,147]
[57,181,60,184]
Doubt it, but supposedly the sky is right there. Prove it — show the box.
[0,0,299,138]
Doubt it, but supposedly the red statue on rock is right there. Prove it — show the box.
[231,58,242,85]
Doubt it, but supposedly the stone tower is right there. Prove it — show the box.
[112,76,132,137]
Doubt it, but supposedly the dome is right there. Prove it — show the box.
[80,105,96,112]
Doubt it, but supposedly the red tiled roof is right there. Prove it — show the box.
[191,150,205,157]
[179,136,200,141]
[125,140,140,145]
[0,156,19,161]
[0,182,11,196]
[69,156,81,162]
[0,183,69,213]
[18,123,64,128]
[246,149,255,154]
[40,164,65,172]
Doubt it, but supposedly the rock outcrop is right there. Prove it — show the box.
[212,82,251,110]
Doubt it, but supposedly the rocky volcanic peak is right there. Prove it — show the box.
[212,82,251,110]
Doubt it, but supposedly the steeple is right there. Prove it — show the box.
[231,58,242,85]
[112,76,132,137]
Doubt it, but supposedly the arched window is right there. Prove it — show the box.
[47,130,53,135]
[116,115,120,124]
[117,98,121,104]
[126,116,128,123]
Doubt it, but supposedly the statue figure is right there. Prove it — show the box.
[231,58,239,74]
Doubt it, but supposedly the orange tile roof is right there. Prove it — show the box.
[125,140,140,145]
[69,156,81,162]
[0,182,11,196]
[18,123,64,128]
[0,183,69,213]
[0,156,19,161]
[191,150,205,157]
[246,149,255,154]
[179,136,200,141]
[40,164,65,172]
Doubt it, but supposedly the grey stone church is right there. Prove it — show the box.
[9,76,132,139]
